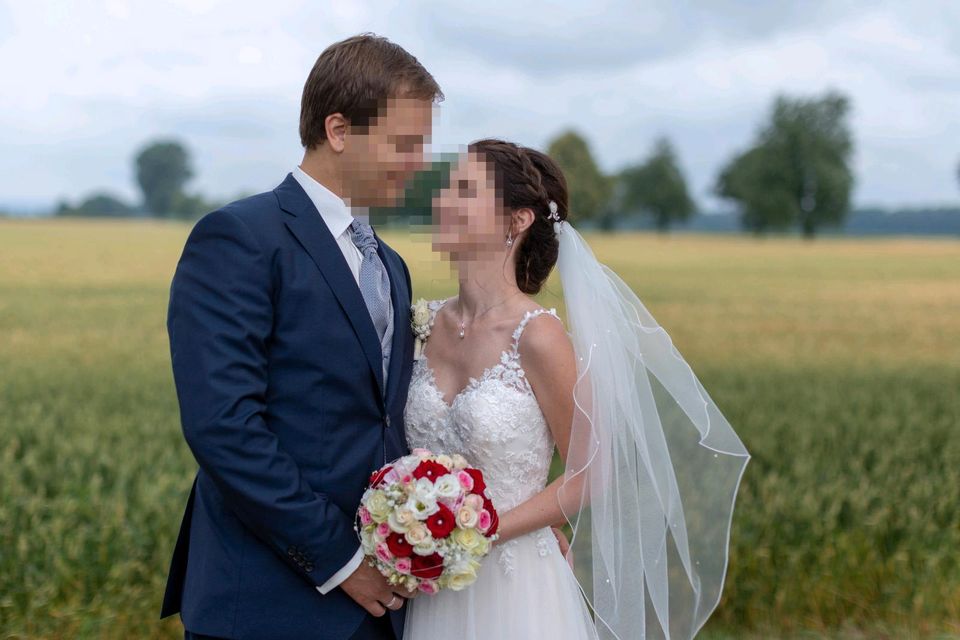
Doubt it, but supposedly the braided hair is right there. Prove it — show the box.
[467,138,569,294]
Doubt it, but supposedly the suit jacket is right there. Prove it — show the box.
[161,173,414,639]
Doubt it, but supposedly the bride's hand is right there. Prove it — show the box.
[551,527,574,570]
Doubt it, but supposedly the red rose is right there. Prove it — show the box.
[369,465,393,488]
[482,495,499,536]
[410,552,444,580]
[386,532,413,558]
[412,460,449,483]
[425,503,456,538]
[465,468,486,494]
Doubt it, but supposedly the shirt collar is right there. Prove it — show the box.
[292,165,354,238]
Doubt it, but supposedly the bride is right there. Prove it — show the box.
[401,139,751,640]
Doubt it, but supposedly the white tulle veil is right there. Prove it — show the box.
[552,219,751,640]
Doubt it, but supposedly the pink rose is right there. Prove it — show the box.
[456,470,474,492]
[359,507,373,526]
[376,523,391,539]
[418,579,439,594]
[477,509,492,533]
[395,557,412,575]
[375,542,393,564]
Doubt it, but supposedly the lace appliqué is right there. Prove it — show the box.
[535,528,554,557]
[496,528,555,576]
[498,539,519,576]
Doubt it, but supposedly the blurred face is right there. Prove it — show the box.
[432,151,509,259]
[341,96,434,208]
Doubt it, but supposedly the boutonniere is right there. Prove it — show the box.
[411,298,431,360]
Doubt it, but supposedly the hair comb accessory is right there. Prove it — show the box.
[547,200,561,221]
[548,200,564,234]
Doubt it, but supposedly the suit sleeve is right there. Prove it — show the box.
[167,208,359,588]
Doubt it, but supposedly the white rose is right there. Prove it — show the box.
[414,477,437,498]
[452,527,488,554]
[433,473,461,500]
[388,507,416,533]
[413,538,437,556]
[405,523,429,545]
[366,490,392,523]
[406,481,439,520]
[444,559,481,591]
[457,505,479,529]
[360,526,377,554]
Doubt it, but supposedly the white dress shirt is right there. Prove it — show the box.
[292,165,373,595]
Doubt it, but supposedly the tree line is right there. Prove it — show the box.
[57,88,960,239]
[390,89,864,238]
[56,140,224,220]
[545,89,856,238]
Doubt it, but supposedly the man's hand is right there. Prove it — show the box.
[339,559,417,617]
[551,527,574,570]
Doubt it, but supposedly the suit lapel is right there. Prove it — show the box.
[275,174,386,402]
[377,238,409,411]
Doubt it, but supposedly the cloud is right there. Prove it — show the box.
[421,0,866,76]
[0,0,958,210]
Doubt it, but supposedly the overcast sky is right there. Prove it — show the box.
[1,0,958,212]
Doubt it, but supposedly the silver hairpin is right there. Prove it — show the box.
[547,200,560,221]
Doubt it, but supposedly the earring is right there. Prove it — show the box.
[505,231,514,247]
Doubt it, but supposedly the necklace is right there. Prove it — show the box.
[455,291,522,339]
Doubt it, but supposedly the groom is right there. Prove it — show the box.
[161,34,442,640]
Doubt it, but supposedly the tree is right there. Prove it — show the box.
[715,145,795,234]
[56,191,136,217]
[715,90,854,238]
[618,137,695,232]
[135,139,193,216]
[546,130,612,224]
[371,155,456,227]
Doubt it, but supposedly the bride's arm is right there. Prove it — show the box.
[494,315,584,545]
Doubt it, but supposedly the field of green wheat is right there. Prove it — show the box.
[1,218,958,639]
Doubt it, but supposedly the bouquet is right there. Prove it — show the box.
[357,448,499,594]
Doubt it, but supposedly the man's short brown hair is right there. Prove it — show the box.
[299,33,443,149]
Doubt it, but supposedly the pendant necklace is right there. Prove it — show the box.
[456,292,522,339]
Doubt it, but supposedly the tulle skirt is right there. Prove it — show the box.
[403,527,599,640]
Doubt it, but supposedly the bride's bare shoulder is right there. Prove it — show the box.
[516,309,574,373]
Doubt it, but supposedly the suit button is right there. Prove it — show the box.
[305,562,315,572]
[287,547,296,557]
[384,415,391,428]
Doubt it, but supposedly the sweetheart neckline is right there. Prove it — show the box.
[416,349,526,410]
[416,299,559,410]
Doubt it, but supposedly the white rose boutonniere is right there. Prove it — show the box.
[411,298,431,360]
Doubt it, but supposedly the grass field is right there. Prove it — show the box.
[2,218,959,639]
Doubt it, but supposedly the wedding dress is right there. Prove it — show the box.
[402,219,749,640]
[402,298,599,640]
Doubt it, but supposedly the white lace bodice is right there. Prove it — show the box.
[403,299,562,573]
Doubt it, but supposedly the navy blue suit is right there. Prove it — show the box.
[161,174,414,639]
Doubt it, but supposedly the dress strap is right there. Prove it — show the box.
[510,307,561,356]
[427,297,451,328]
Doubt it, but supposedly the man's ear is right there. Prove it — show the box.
[324,113,348,153]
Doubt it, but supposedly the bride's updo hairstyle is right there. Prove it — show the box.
[467,138,570,295]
